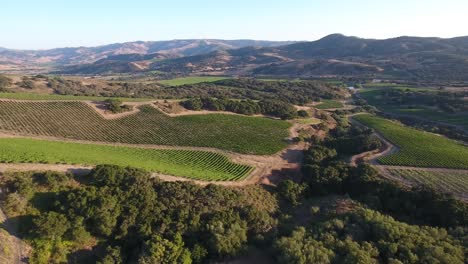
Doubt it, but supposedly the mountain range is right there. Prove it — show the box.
[2,34,468,82]
[0,39,294,68]
[146,34,468,82]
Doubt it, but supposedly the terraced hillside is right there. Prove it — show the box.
[0,101,290,154]
[354,114,468,169]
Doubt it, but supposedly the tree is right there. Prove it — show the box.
[18,77,35,89]
[277,180,307,206]
[259,99,298,120]
[99,246,123,264]
[33,212,70,239]
[297,110,309,118]
[35,171,69,190]
[181,98,203,111]
[275,227,335,264]
[105,98,125,113]
[303,145,337,165]
[138,233,192,264]
[204,211,248,257]
[0,74,12,90]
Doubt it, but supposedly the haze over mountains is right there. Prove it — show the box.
[147,34,468,82]
[2,34,468,82]
[0,39,294,67]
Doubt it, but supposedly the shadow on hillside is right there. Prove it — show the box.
[0,215,33,239]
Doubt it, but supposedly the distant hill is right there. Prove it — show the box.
[0,39,295,69]
[147,34,468,82]
[4,35,468,82]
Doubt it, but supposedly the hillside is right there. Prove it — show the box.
[0,39,295,70]
[149,34,468,81]
[4,35,468,82]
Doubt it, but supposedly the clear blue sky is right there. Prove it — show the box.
[2,0,467,49]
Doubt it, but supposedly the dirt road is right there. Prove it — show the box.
[0,119,309,187]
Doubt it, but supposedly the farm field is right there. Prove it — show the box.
[353,114,468,169]
[158,76,229,86]
[385,168,468,199]
[315,99,344,109]
[0,101,290,154]
[359,87,468,129]
[0,92,150,102]
[391,108,468,127]
[0,138,253,181]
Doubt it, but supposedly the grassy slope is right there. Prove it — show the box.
[295,118,321,125]
[158,76,229,86]
[0,92,150,102]
[354,114,468,169]
[315,100,344,109]
[0,101,290,155]
[0,138,252,181]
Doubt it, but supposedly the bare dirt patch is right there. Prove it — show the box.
[152,102,266,118]
[0,208,31,264]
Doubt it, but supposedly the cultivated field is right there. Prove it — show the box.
[354,114,468,169]
[158,76,228,86]
[359,87,468,129]
[315,99,344,109]
[0,92,150,102]
[0,101,290,154]
[385,168,468,199]
[0,138,253,181]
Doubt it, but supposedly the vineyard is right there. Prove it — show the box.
[358,87,468,129]
[0,138,253,181]
[0,101,290,154]
[386,168,468,199]
[354,114,468,169]
[0,92,149,101]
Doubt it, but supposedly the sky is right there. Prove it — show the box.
[1,0,467,50]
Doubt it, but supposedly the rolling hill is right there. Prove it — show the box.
[0,39,295,70]
[147,34,468,81]
[3,34,468,82]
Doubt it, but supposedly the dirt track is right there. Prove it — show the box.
[0,120,308,186]
[348,115,468,201]
[348,116,399,166]
[0,141,304,187]
[0,98,313,185]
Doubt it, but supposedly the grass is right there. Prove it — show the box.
[0,138,252,181]
[158,76,229,86]
[295,118,321,125]
[386,168,468,198]
[353,114,468,169]
[0,101,290,155]
[315,100,344,109]
[0,92,150,102]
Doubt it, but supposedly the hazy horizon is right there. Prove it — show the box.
[2,0,467,49]
[2,33,468,51]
